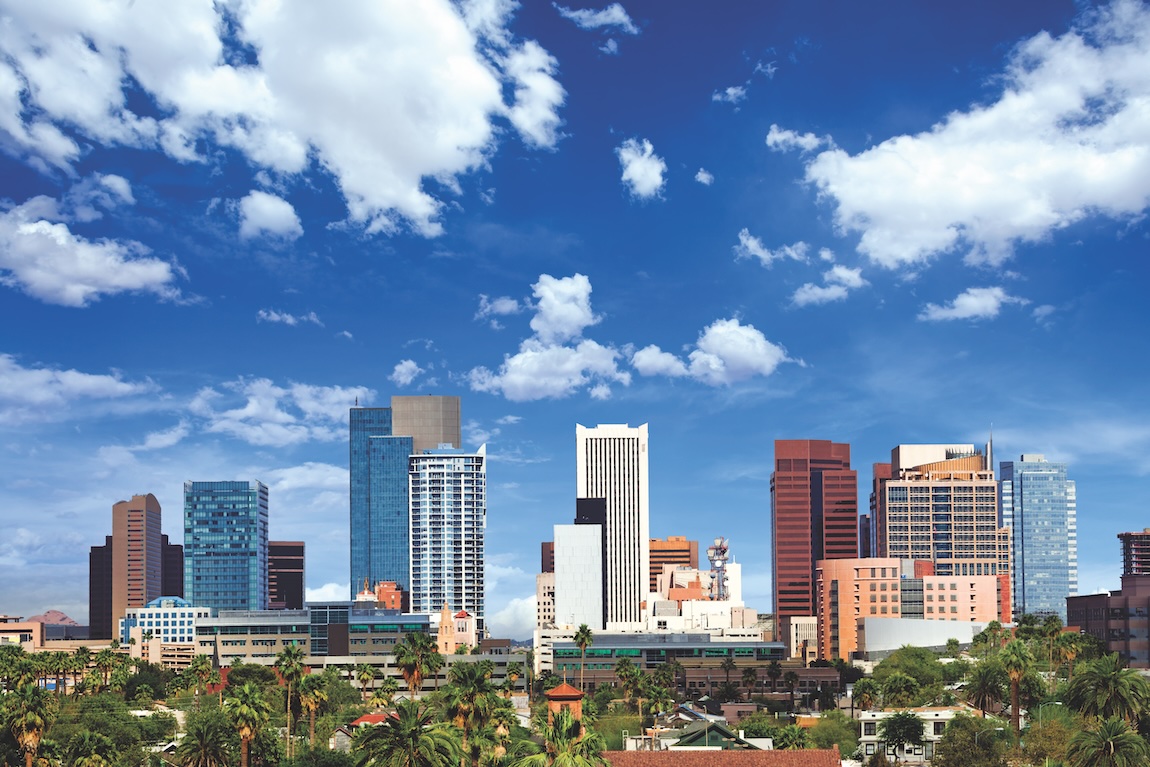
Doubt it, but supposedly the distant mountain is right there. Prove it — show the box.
[26,610,79,626]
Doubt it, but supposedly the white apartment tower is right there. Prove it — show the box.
[576,423,650,627]
[408,444,487,630]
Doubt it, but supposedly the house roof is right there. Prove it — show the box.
[605,749,840,767]
[349,713,395,727]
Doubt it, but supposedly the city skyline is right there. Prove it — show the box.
[2,2,1150,639]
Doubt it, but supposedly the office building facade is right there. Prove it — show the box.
[1000,454,1077,620]
[349,397,460,597]
[408,445,487,628]
[1120,529,1150,576]
[771,440,858,629]
[183,480,269,612]
[269,541,306,610]
[878,445,1009,579]
[88,494,183,639]
[576,423,650,627]
[649,536,698,593]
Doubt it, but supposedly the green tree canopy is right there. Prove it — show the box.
[931,713,1007,767]
[1067,716,1150,767]
[1066,653,1150,723]
[877,711,924,764]
[354,699,460,767]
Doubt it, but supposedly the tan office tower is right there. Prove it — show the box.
[880,445,1010,579]
[576,423,649,627]
[649,536,698,592]
[112,493,163,633]
[392,396,462,453]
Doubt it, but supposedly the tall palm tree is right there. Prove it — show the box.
[720,656,737,687]
[187,654,213,698]
[963,660,1006,715]
[613,658,639,710]
[508,706,606,767]
[1000,639,1033,741]
[357,663,378,703]
[881,672,919,708]
[394,633,444,697]
[175,711,235,767]
[66,731,117,767]
[298,674,329,747]
[1067,717,1150,767]
[371,676,399,709]
[444,661,497,767]
[226,682,272,767]
[573,624,593,694]
[275,645,306,759]
[852,678,880,710]
[8,684,57,767]
[354,698,459,767]
[783,671,799,710]
[767,660,783,692]
[504,662,524,697]
[1057,632,1084,684]
[1043,615,1064,690]
[1067,653,1150,723]
[742,667,758,701]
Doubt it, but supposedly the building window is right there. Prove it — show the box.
[864,723,876,736]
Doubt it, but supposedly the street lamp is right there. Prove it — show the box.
[976,727,1005,748]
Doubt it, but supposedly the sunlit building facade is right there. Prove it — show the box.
[183,480,269,611]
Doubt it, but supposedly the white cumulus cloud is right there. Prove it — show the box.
[766,124,830,153]
[796,0,1150,269]
[239,190,303,240]
[0,1,565,237]
[631,318,791,386]
[712,85,747,104]
[918,286,1028,321]
[257,309,323,326]
[733,229,809,267]
[792,264,868,307]
[695,168,714,185]
[0,354,156,425]
[467,273,629,401]
[616,138,666,199]
[553,3,639,34]
[390,359,424,387]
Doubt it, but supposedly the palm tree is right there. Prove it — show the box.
[298,674,329,747]
[8,683,57,767]
[573,624,593,694]
[774,723,813,750]
[174,711,234,767]
[881,672,919,708]
[394,633,444,697]
[93,648,118,689]
[1066,653,1150,723]
[507,706,607,767]
[742,667,759,701]
[444,661,498,767]
[490,703,517,760]
[614,657,638,709]
[226,682,272,767]
[275,645,306,759]
[504,662,524,697]
[767,660,783,692]
[720,656,737,688]
[1067,717,1150,767]
[963,661,1006,715]
[187,654,213,698]
[1000,639,1033,741]
[357,663,378,703]
[371,676,399,709]
[66,730,117,767]
[1057,632,1084,684]
[783,671,799,710]
[354,698,459,767]
[853,677,880,710]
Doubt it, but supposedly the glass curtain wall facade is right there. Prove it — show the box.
[408,445,487,630]
[183,480,269,611]
[1000,454,1077,621]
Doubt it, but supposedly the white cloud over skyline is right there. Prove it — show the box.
[616,138,667,199]
[918,286,1028,321]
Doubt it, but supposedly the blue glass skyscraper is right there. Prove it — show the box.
[349,397,460,599]
[1000,454,1077,621]
[183,480,269,611]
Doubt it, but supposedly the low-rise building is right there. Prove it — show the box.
[859,706,981,763]
[1067,573,1150,668]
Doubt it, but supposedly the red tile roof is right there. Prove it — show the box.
[545,682,584,700]
[350,713,396,727]
[604,748,840,767]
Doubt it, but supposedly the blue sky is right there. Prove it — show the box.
[1,0,1148,639]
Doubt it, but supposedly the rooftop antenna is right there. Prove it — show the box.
[706,537,729,601]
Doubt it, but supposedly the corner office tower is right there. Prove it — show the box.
[349,396,461,597]
[576,423,649,628]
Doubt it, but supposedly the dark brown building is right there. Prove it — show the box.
[771,440,858,636]
[541,541,555,574]
[1120,529,1150,576]
[269,541,305,609]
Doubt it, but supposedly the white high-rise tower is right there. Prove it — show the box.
[576,423,650,628]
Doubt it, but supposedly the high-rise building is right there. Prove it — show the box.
[649,536,698,593]
[161,535,184,599]
[878,445,1009,580]
[183,480,269,611]
[408,445,487,629]
[349,396,460,596]
[1000,454,1077,620]
[87,494,182,640]
[771,440,858,629]
[1120,529,1150,576]
[576,423,650,627]
[269,541,305,610]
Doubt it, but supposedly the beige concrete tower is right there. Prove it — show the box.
[111,493,163,631]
